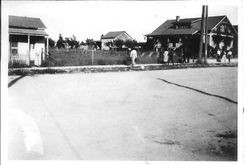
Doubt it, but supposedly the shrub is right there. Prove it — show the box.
[8,62,30,68]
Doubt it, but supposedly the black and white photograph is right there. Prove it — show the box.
[1,0,247,163]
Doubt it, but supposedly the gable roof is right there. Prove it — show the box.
[147,15,228,36]
[102,31,128,39]
[233,25,238,32]
[9,15,46,29]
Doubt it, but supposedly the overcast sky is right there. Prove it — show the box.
[3,1,238,42]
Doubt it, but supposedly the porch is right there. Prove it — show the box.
[9,34,49,67]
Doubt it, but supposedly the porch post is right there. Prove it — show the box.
[46,37,49,56]
[28,35,30,65]
[230,38,234,49]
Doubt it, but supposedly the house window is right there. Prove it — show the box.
[170,22,191,29]
[11,49,18,55]
[10,42,18,56]
[220,25,225,33]
[11,42,18,47]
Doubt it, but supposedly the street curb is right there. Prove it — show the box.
[8,63,238,75]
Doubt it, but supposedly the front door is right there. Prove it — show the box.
[30,44,36,66]
[30,43,44,66]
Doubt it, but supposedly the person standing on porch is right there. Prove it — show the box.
[167,48,174,65]
[221,47,227,63]
[227,47,232,63]
[155,40,163,63]
[216,48,221,62]
[163,47,169,64]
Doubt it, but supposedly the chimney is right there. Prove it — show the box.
[176,16,180,22]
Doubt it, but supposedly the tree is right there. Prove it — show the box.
[86,38,95,49]
[113,39,124,50]
[64,37,71,49]
[79,41,85,46]
[64,35,80,49]
[48,38,55,48]
[70,35,79,49]
[105,41,113,48]
[56,34,65,49]
[124,39,138,49]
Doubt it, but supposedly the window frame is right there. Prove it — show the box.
[10,42,18,56]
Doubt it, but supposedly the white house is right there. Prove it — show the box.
[101,31,133,50]
[9,15,49,66]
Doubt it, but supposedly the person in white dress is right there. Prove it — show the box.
[130,48,137,66]
[163,48,169,64]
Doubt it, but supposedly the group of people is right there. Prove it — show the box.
[128,46,185,66]
[128,47,176,66]
[216,47,233,63]
[162,47,175,65]
[159,46,189,65]
[128,44,233,66]
[155,39,191,65]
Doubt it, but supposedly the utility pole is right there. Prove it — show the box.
[204,5,208,64]
[198,5,206,64]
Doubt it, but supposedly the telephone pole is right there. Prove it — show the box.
[204,5,208,64]
[198,5,206,64]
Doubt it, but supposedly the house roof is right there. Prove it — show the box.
[9,15,46,29]
[147,15,227,36]
[233,25,238,32]
[9,28,48,36]
[101,31,128,39]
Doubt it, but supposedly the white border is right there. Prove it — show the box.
[1,1,245,165]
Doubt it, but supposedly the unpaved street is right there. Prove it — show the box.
[8,67,237,160]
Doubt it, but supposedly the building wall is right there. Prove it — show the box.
[101,38,113,50]
[9,35,29,65]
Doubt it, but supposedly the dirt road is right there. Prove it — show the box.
[7,67,237,160]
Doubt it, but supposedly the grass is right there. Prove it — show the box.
[46,49,160,67]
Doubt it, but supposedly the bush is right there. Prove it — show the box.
[40,60,50,67]
[8,62,30,68]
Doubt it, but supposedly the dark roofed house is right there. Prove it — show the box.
[9,15,49,67]
[101,31,133,50]
[146,15,238,59]
[233,25,238,32]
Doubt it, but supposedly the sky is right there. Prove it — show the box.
[3,1,239,42]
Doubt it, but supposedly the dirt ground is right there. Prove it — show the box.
[7,67,237,160]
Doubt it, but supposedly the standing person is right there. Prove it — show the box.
[130,48,137,66]
[221,47,227,63]
[216,48,221,62]
[227,47,232,63]
[167,48,174,65]
[155,40,163,63]
[185,48,191,63]
[163,47,169,64]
